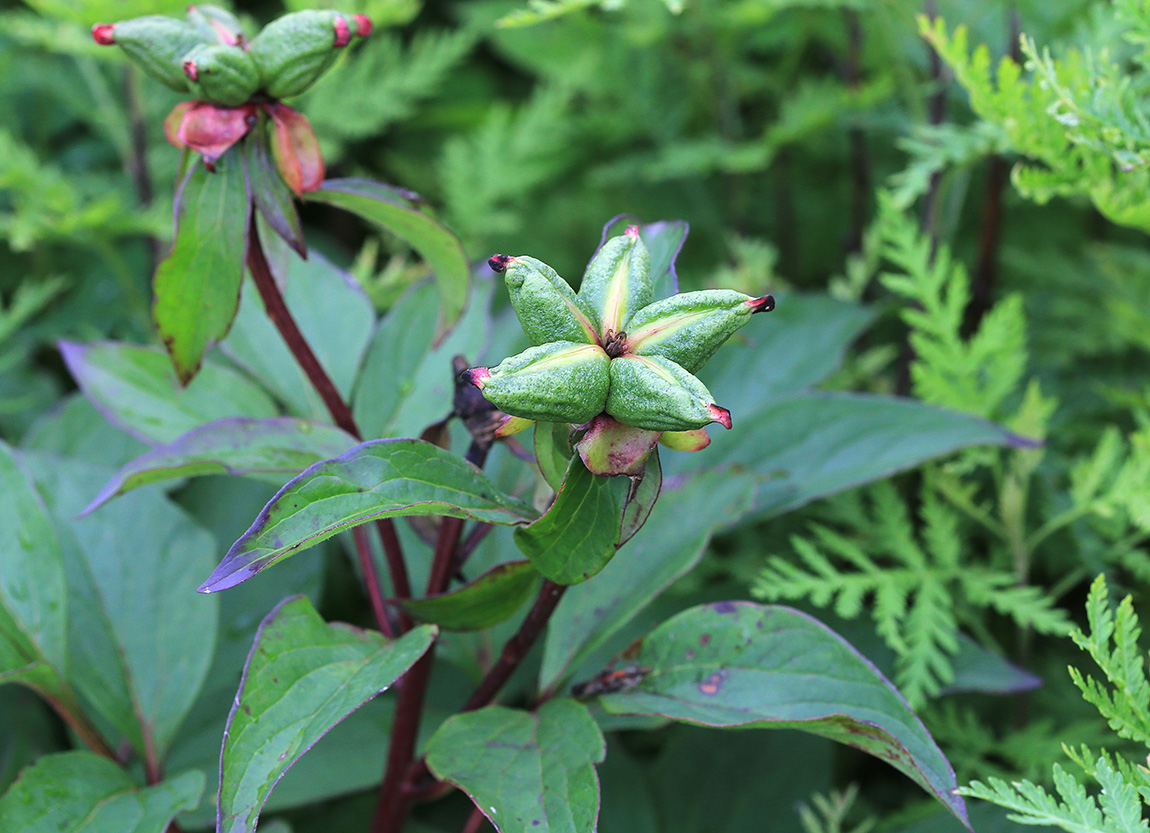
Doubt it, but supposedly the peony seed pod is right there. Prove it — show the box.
[248,10,360,99]
[492,254,598,347]
[182,43,261,107]
[577,226,652,337]
[186,5,246,45]
[605,353,730,432]
[623,290,775,373]
[466,342,610,424]
[92,16,210,92]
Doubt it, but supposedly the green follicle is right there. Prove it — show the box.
[578,226,652,336]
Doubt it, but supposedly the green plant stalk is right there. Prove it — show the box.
[245,215,409,633]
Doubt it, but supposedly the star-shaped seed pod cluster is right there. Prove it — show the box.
[465,226,774,475]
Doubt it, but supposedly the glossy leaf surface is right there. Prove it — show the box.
[309,178,470,332]
[83,417,357,514]
[399,560,541,631]
[513,455,626,585]
[154,149,250,385]
[217,596,435,833]
[599,601,970,828]
[201,439,537,592]
[0,751,203,833]
[426,699,605,833]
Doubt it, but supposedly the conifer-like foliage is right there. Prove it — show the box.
[960,576,1150,833]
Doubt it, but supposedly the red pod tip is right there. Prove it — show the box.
[465,367,492,389]
[624,225,640,238]
[748,294,775,313]
[92,23,115,45]
[353,14,373,36]
[183,59,198,81]
[333,16,352,47]
[708,405,732,430]
[488,254,515,273]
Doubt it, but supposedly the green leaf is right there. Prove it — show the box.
[425,699,606,833]
[217,595,435,833]
[354,279,495,440]
[24,453,220,762]
[59,341,278,446]
[308,178,470,334]
[639,220,688,300]
[399,561,542,631]
[514,455,627,585]
[533,421,572,492]
[154,149,250,385]
[540,470,755,691]
[0,442,67,697]
[244,120,304,256]
[679,392,1022,519]
[0,750,203,833]
[83,417,358,514]
[599,602,971,829]
[222,252,376,420]
[617,448,661,546]
[200,439,538,592]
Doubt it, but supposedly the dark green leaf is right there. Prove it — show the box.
[425,699,605,833]
[681,392,1021,519]
[59,341,278,446]
[200,439,537,592]
[217,595,435,833]
[399,560,541,631]
[244,120,305,256]
[222,252,375,420]
[514,455,627,585]
[83,417,357,514]
[309,178,470,333]
[533,421,572,492]
[154,149,250,385]
[0,443,67,698]
[0,750,203,832]
[540,470,755,691]
[24,453,219,761]
[599,601,970,829]
[617,448,661,546]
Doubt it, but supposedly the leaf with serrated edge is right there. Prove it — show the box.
[217,596,435,833]
[309,178,470,334]
[399,561,541,631]
[83,417,357,515]
[200,439,537,592]
[599,601,970,829]
[426,699,605,833]
[513,455,627,585]
[0,750,203,832]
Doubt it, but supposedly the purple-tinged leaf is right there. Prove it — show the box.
[217,596,435,833]
[398,560,541,631]
[0,751,203,832]
[59,340,277,446]
[82,417,357,515]
[243,118,305,257]
[199,439,537,592]
[513,455,628,585]
[425,699,605,833]
[595,216,688,301]
[154,146,250,385]
[617,447,661,546]
[308,178,470,334]
[599,602,971,830]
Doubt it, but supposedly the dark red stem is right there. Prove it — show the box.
[246,216,404,635]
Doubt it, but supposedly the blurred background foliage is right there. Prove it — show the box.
[7,0,1150,830]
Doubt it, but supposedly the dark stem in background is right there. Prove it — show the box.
[843,9,870,256]
[920,0,948,258]
[970,5,1021,332]
[246,216,408,634]
[461,805,490,833]
[123,69,163,270]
